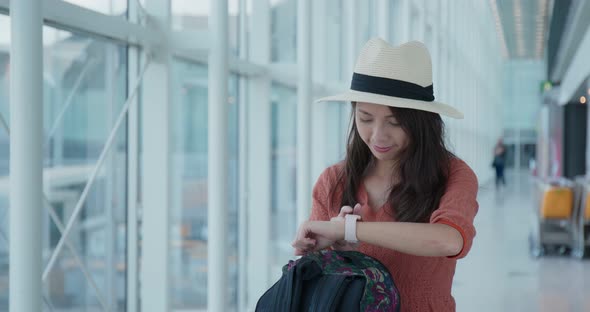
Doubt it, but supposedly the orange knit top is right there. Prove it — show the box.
[309,157,479,312]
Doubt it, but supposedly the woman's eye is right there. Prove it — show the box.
[389,122,400,127]
[359,119,372,123]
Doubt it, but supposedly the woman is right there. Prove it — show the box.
[291,39,479,311]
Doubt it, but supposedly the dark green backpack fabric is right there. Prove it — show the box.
[255,250,400,312]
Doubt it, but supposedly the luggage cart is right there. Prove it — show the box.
[572,177,590,259]
[529,178,575,257]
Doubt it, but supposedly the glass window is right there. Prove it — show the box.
[326,101,348,164]
[171,0,241,57]
[63,0,127,16]
[358,0,377,44]
[0,23,130,310]
[170,61,240,310]
[171,1,208,31]
[270,83,297,273]
[325,0,344,81]
[42,26,129,311]
[271,0,297,63]
[0,19,130,310]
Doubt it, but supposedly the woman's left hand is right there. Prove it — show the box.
[291,220,345,256]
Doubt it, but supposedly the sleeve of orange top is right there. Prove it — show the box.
[430,160,479,259]
[309,166,337,222]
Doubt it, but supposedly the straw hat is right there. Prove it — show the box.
[317,38,463,119]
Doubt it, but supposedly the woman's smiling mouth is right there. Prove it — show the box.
[373,145,392,153]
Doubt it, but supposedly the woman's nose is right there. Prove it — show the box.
[371,123,389,142]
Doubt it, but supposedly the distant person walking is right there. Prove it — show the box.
[492,138,506,188]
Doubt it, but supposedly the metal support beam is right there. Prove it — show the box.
[237,0,249,309]
[42,59,149,285]
[140,51,171,311]
[208,0,229,311]
[345,0,358,76]
[297,0,312,228]
[126,2,140,312]
[42,0,155,47]
[140,2,172,312]
[311,0,328,181]
[246,0,272,308]
[9,0,43,311]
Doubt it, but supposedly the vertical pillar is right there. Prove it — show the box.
[126,1,140,311]
[377,0,390,41]
[140,0,171,310]
[208,0,229,311]
[237,0,249,309]
[311,0,328,183]
[247,0,271,307]
[297,0,312,226]
[341,0,358,154]
[9,0,43,311]
[345,0,359,75]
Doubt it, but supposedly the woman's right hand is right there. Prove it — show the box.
[330,204,362,251]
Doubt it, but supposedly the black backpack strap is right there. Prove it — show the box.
[257,265,293,312]
[290,257,322,311]
[256,257,323,312]
[308,275,350,312]
[284,265,299,310]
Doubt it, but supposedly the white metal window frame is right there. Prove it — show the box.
[0,0,347,90]
[0,1,354,311]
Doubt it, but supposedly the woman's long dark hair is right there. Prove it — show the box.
[331,102,453,223]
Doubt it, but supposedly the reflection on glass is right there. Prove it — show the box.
[270,83,297,274]
[326,101,346,165]
[63,0,127,17]
[325,0,344,81]
[171,0,241,56]
[271,0,297,63]
[358,0,377,44]
[0,23,129,310]
[170,61,240,311]
[43,26,128,311]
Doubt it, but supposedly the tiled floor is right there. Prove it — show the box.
[452,170,590,312]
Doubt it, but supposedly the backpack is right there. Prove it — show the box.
[255,249,401,312]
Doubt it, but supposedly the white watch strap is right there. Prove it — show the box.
[344,214,361,242]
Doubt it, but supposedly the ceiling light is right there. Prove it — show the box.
[581,96,587,104]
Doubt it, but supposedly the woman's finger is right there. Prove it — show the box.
[294,221,313,241]
[353,203,362,218]
[291,237,316,250]
[338,206,353,218]
[293,237,318,255]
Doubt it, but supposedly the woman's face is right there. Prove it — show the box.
[355,102,409,162]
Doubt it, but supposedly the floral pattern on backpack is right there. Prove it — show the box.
[284,249,400,312]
